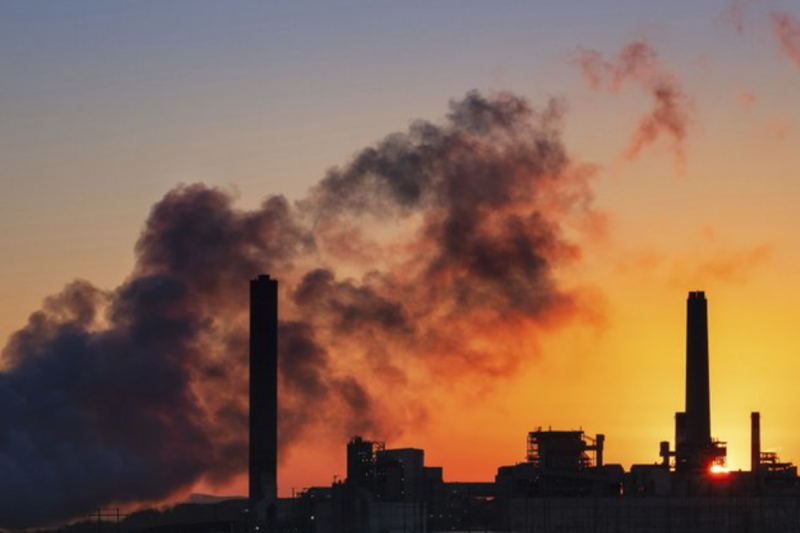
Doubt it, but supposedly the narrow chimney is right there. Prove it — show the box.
[595,434,605,468]
[250,275,278,527]
[751,412,761,474]
[686,291,711,456]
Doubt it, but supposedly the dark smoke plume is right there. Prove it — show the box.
[0,91,599,528]
[574,40,692,171]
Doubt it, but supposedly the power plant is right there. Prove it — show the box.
[239,283,800,533]
[74,282,800,533]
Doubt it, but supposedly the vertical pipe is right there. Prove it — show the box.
[686,291,711,467]
[751,412,761,474]
[596,434,605,468]
[250,274,279,526]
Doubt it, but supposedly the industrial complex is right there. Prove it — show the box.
[237,278,800,533]
[62,278,800,533]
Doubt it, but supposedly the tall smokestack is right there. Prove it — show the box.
[686,291,711,456]
[751,412,761,474]
[250,275,278,527]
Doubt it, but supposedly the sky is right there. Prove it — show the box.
[2,0,800,527]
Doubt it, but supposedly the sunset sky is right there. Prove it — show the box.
[2,0,800,524]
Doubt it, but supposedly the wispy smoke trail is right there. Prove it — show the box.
[0,91,600,528]
[574,40,692,171]
[722,1,800,73]
[771,11,800,70]
[722,0,754,34]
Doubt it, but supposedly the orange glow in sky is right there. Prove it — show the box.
[2,2,800,521]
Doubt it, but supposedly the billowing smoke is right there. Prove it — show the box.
[574,40,692,170]
[0,91,599,528]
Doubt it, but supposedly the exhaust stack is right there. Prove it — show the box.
[250,274,279,528]
[752,412,761,474]
[674,291,725,472]
[686,291,711,453]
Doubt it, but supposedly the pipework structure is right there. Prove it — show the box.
[526,429,605,470]
[249,274,279,529]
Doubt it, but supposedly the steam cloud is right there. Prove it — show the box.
[574,40,692,170]
[0,91,598,528]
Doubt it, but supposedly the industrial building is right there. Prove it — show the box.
[184,280,800,533]
[270,289,800,533]
[54,284,800,533]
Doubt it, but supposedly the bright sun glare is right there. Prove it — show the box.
[710,464,729,474]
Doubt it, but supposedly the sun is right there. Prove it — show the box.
[710,464,729,475]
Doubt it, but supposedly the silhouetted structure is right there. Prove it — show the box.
[751,412,797,486]
[526,429,605,470]
[657,291,727,475]
[683,291,712,467]
[678,291,726,472]
[38,289,800,533]
[249,274,278,528]
[287,291,800,533]
[346,436,384,492]
[752,411,761,475]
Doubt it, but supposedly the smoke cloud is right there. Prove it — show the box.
[771,11,800,70]
[574,40,692,171]
[0,91,599,528]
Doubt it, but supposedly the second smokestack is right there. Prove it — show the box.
[686,291,711,453]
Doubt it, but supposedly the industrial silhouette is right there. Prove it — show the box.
[656,291,727,479]
[76,281,800,533]
[249,274,278,528]
[229,281,800,533]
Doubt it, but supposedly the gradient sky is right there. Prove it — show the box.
[2,0,800,505]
